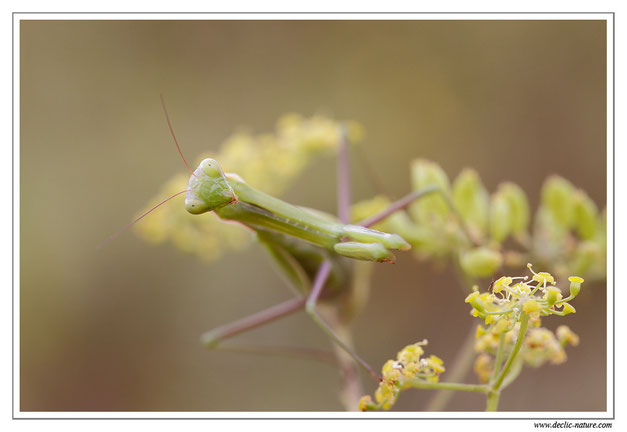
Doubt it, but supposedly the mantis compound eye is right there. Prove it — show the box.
[200,158,224,178]
[185,197,210,215]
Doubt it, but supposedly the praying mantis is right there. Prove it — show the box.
[112,99,451,386]
[178,137,454,385]
[183,155,439,381]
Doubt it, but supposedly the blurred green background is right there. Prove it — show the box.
[20,20,607,412]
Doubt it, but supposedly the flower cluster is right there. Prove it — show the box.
[474,324,580,383]
[358,341,445,411]
[469,265,583,381]
[135,114,364,262]
[534,176,606,281]
[465,264,582,323]
[351,161,605,283]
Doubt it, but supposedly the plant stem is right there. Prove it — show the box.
[486,390,500,411]
[490,333,506,383]
[402,379,490,394]
[500,359,523,390]
[486,313,529,411]
[493,313,529,389]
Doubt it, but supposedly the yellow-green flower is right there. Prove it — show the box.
[556,325,580,346]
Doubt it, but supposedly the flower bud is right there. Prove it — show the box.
[489,191,512,243]
[425,355,445,375]
[533,272,555,285]
[498,182,530,234]
[409,159,451,224]
[561,302,576,315]
[374,381,399,410]
[523,299,541,314]
[573,190,598,240]
[541,176,575,228]
[381,359,402,381]
[492,276,512,293]
[452,169,489,234]
[556,325,580,346]
[358,395,375,411]
[465,291,485,312]
[545,286,563,306]
[568,276,584,297]
[460,247,503,277]
[397,344,424,363]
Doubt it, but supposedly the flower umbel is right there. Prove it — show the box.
[471,265,583,379]
[359,341,445,411]
[466,264,583,325]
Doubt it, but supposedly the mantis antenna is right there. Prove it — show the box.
[160,94,197,178]
[97,189,190,250]
[99,96,197,250]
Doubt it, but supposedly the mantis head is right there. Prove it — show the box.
[185,158,237,214]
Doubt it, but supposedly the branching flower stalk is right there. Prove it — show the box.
[485,312,528,411]
[352,159,603,411]
[359,266,583,411]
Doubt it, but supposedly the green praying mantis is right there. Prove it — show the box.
[183,156,441,380]
[106,99,454,383]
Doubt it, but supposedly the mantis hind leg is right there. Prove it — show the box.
[305,260,380,382]
[201,297,307,348]
[200,235,312,349]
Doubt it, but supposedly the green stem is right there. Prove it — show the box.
[482,308,516,315]
[500,359,523,390]
[486,390,500,411]
[490,333,506,384]
[486,313,529,411]
[493,313,528,390]
[402,379,490,394]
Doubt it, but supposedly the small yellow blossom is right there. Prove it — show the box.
[360,342,444,411]
[474,353,493,383]
[556,325,580,346]
[358,395,375,412]
[492,276,512,293]
[568,276,584,297]
[561,303,576,315]
[523,299,541,315]
[528,263,555,285]
[544,286,563,306]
